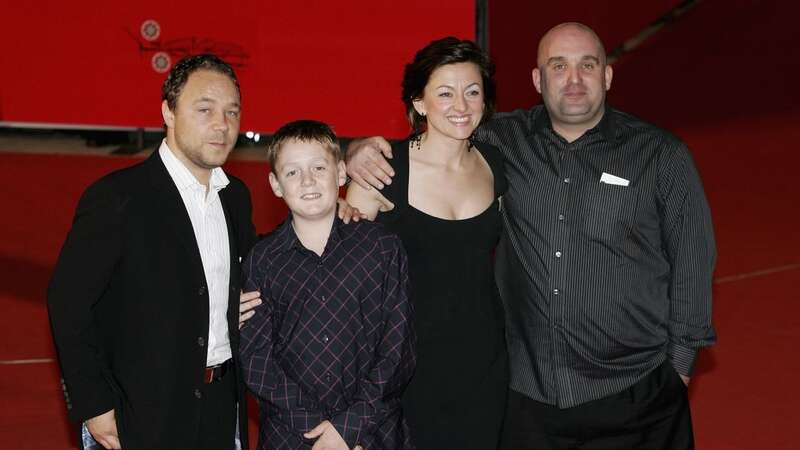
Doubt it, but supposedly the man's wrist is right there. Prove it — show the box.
[667,341,698,376]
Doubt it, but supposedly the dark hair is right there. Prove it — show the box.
[401,37,496,134]
[266,120,341,168]
[161,54,240,111]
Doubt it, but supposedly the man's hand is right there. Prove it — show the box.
[304,420,350,450]
[680,374,690,387]
[86,409,121,449]
[239,290,262,329]
[337,198,366,224]
[345,137,394,190]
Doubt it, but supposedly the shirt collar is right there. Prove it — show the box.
[596,106,617,143]
[158,139,230,192]
[529,104,618,144]
[272,213,345,256]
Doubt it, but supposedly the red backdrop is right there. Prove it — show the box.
[488,1,683,112]
[0,0,474,138]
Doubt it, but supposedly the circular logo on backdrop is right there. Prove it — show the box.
[140,20,161,41]
[151,52,171,73]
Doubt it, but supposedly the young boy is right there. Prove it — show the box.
[240,120,415,450]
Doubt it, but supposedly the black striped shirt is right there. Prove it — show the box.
[476,105,716,408]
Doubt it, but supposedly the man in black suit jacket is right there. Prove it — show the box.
[48,54,259,450]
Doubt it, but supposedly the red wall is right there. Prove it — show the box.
[609,0,799,130]
[488,1,683,112]
[0,1,474,138]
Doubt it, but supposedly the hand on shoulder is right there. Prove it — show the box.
[345,137,394,190]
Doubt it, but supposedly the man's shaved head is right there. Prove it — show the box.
[532,22,612,142]
[537,22,607,68]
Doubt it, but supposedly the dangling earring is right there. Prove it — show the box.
[467,132,476,152]
[411,112,426,150]
[410,133,422,150]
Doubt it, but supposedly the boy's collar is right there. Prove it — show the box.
[273,213,343,255]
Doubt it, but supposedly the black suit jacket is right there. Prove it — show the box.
[48,150,257,450]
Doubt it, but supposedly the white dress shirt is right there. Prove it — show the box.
[159,141,232,366]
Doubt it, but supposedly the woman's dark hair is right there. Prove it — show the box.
[401,37,496,135]
[161,54,240,111]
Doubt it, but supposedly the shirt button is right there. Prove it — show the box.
[197,337,205,347]
[553,289,560,295]
[322,334,329,344]
[555,251,562,258]
[198,286,206,296]
[321,295,326,302]
[558,214,565,221]
[563,177,571,184]
[194,389,202,399]
[325,372,332,383]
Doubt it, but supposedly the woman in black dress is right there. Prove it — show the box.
[347,37,508,449]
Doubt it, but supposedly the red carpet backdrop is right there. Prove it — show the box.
[2,0,800,449]
[0,0,473,137]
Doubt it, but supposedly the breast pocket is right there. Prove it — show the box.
[580,182,638,244]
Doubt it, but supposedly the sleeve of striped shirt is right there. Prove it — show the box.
[330,237,415,448]
[658,139,717,376]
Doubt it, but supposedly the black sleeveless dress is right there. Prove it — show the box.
[377,139,509,449]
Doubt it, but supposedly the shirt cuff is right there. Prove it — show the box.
[330,410,364,449]
[667,341,698,376]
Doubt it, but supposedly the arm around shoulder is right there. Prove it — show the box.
[345,181,393,221]
[344,136,395,190]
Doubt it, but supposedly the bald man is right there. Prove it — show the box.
[345,23,716,449]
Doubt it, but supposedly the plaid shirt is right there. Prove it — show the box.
[240,217,415,449]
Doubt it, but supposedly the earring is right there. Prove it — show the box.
[410,133,422,150]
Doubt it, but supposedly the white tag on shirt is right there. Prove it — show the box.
[600,172,630,186]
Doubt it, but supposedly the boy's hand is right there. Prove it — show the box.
[239,290,262,329]
[337,198,366,224]
[304,420,349,450]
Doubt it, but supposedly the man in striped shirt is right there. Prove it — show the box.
[346,23,715,450]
